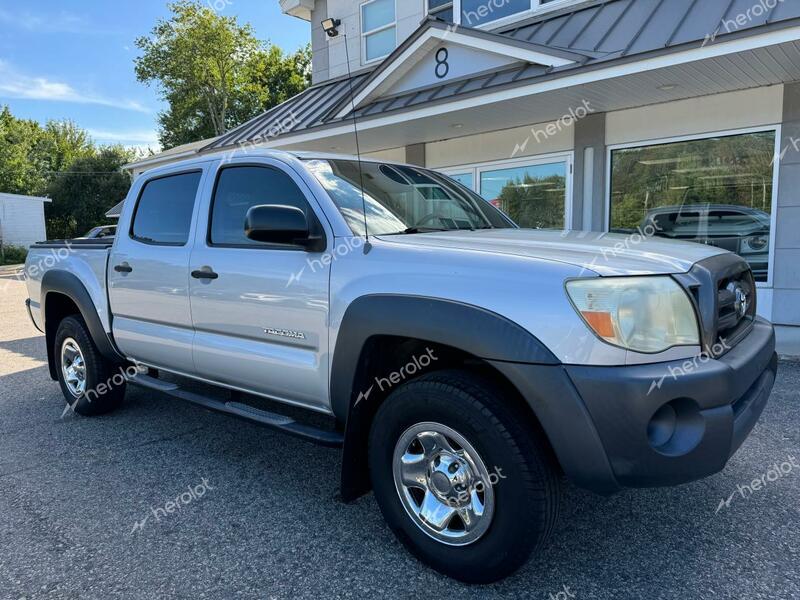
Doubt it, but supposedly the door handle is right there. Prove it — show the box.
[114,263,133,273]
[191,268,219,280]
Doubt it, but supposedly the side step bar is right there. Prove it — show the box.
[130,374,344,448]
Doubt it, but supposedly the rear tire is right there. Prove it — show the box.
[54,315,125,416]
[368,369,561,583]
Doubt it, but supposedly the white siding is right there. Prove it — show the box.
[317,0,425,79]
[605,87,784,147]
[426,120,574,169]
[0,194,49,248]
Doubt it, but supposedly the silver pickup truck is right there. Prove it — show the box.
[24,150,777,583]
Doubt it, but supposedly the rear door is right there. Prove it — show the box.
[108,168,205,374]
[188,159,333,412]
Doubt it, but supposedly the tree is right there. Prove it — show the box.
[0,107,94,197]
[135,0,311,149]
[45,146,135,240]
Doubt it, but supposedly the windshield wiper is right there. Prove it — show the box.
[404,227,450,234]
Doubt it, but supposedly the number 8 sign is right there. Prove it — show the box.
[435,48,449,79]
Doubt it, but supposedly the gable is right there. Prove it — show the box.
[334,22,584,119]
[383,42,522,98]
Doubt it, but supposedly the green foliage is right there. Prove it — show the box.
[135,0,311,149]
[0,244,28,266]
[0,107,94,196]
[45,146,135,240]
[0,106,133,241]
[496,174,567,229]
[609,132,775,231]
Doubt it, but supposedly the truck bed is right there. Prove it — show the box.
[25,240,112,334]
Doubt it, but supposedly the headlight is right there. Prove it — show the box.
[565,276,700,353]
[740,234,769,254]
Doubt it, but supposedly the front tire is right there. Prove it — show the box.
[368,370,561,583]
[54,315,125,416]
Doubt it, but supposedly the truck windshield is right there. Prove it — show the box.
[305,159,515,235]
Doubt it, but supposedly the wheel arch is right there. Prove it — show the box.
[331,294,561,502]
[41,270,124,380]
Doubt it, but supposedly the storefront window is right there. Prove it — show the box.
[479,162,567,229]
[609,131,775,282]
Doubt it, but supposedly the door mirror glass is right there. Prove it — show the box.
[245,204,314,247]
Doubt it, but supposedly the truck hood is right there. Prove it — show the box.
[375,229,727,276]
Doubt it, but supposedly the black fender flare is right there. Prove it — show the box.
[331,294,559,501]
[41,270,125,379]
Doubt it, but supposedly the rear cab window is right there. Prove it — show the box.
[130,171,203,245]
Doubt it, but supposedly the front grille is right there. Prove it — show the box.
[716,269,756,348]
[674,254,756,357]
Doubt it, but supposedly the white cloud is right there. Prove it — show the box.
[87,129,160,147]
[0,61,149,113]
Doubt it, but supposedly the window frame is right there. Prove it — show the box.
[604,125,782,289]
[439,151,575,229]
[128,169,203,247]
[360,0,397,65]
[206,163,326,252]
[429,0,580,30]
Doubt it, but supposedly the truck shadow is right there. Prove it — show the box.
[0,356,794,598]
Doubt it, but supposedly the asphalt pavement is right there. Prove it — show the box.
[1,275,798,599]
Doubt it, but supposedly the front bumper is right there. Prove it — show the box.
[491,318,777,494]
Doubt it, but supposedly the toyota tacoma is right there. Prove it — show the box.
[24,150,777,583]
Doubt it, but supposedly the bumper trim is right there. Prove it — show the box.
[494,318,776,494]
[565,318,776,489]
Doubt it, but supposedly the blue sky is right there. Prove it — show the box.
[0,0,310,151]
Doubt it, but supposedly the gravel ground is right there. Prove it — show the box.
[1,275,798,599]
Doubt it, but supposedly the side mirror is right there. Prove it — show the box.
[244,205,324,251]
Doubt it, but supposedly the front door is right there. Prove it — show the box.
[188,159,332,413]
[108,169,205,374]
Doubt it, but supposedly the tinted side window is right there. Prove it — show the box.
[131,172,202,245]
[210,166,312,247]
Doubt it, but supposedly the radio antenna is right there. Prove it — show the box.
[322,19,370,251]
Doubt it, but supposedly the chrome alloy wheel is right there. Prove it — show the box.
[392,422,496,546]
[61,338,87,397]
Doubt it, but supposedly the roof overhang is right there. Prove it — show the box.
[0,192,51,203]
[334,20,585,119]
[279,0,315,21]
[260,23,800,156]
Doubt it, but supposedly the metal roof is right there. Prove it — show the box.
[105,200,125,219]
[205,0,800,151]
[205,72,372,150]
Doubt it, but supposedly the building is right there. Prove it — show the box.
[0,192,50,248]
[126,0,800,350]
